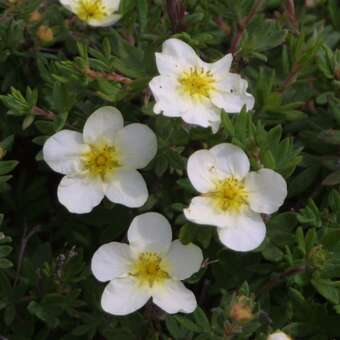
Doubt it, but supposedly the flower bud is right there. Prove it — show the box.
[37,25,54,43]
[307,245,328,272]
[229,295,253,322]
[29,10,42,23]
[0,146,6,160]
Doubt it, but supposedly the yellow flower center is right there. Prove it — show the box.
[76,0,107,21]
[206,177,249,213]
[179,67,215,101]
[130,252,169,288]
[82,143,120,179]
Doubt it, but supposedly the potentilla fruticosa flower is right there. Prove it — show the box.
[59,0,121,27]
[149,38,254,133]
[91,212,203,315]
[43,106,157,214]
[184,143,287,252]
[267,331,292,340]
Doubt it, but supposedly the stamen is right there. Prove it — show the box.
[179,67,215,101]
[205,177,249,213]
[81,143,120,179]
[130,252,169,288]
[76,0,107,21]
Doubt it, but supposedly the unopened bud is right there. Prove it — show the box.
[229,295,253,322]
[0,146,6,160]
[307,245,328,271]
[29,10,42,23]
[37,25,54,43]
[335,68,340,81]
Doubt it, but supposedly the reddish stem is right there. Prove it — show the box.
[257,265,306,296]
[284,0,300,33]
[228,0,264,55]
[83,67,132,84]
[32,106,56,120]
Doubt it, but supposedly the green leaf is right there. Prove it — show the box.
[312,279,340,304]
[0,160,18,175]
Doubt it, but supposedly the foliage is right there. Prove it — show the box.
[0,0,339,339]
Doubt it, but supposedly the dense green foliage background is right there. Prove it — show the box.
[0,0,339,338]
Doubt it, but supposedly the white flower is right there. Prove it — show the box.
[184,143,287,252]
[267,331,292,340]
[43,106,157,214]
[59,0,121,27]
[149,38,254,133]
[91,212,203,315]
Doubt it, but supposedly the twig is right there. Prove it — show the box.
[281,63,301,91]
[214,17,231,38]
[83,67,132,84]
[284,0,300,34]
[256,265,305,296]
[228,0,264,55]
[32,106,56,120]
[14,225,41,287]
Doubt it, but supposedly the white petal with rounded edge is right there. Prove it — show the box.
[212,74,255,112]
[155,53,184,76]
[187,150,226,193]
[103,0,121,11]
[184,196,233,228]
[267,331,292,340]
[209,143,250,179]
[181,100,221,133]
[91,242,131,282]
[101,277,150,315]
[245,168,287,214]
[87,14,121,27]
[116,123,157,169]
[149,75,190,117]
[152,280,197,314]
[43,130,85,175]
[166,240,203,280]
[127,212,172,255]
[57,176,104,214]
[105,169,148,208]
[161,38,200,67]
[59,0,74,11]
[212,91,255,113]
[210,54,233,78]
[217,210,266,252]
[83,106,124,144]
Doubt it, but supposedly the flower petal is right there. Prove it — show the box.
[101,277,150,315]
[127,212,172,255]
[210,54,233,78]
[166,240,203,280]
[181,102,221,133]
[91,242,132,282]
[105,169,148,208]
[245,168,287,214]
[184,196,232,228]
[57,176,104,214]
[187,150,226,193]
[43,130,85,175]
[161,38,200,67]
[217,210,266,252]
[209,143,250,179]
[155,52,183,76]
[87,14,121,27]
[211,74,255,112]
[149,75,189,117]
[83,106,124,144]
[152,280,197,314]
[115,123,157,169]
